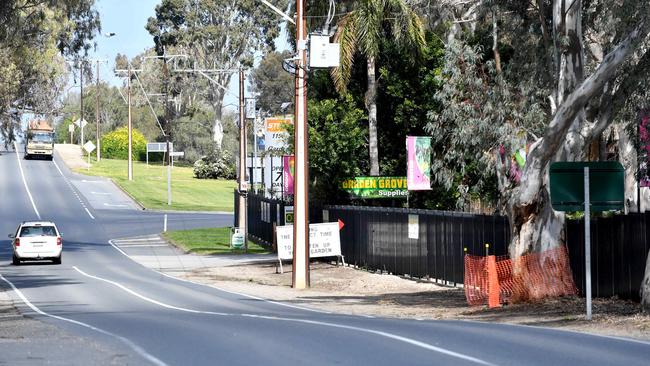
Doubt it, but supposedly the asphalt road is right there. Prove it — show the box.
[0,145,649,366]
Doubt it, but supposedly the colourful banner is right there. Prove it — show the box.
[283,155,295,195]
[340,177,408,199]
[640,110,650,187]
[406,136,432,190]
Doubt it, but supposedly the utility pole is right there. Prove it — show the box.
[292,0,309,289]
[127,63,133,181]
[96,60,101,161]
[238,68,248,252]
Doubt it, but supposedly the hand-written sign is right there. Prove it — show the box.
[276,222,342,260]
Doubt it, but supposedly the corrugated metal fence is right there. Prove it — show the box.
[236,192,650,299]
[325,206,509,284]
[566,213,649,301]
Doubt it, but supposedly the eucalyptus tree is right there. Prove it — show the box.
[427,1,650,299]
[0,0,100,145]
[146,0,283,150]
[331,0,426,176]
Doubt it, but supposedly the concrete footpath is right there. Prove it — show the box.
[111,235,277,277]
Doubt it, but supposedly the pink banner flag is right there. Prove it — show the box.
[283,155,295,195]
[407,136,432,190]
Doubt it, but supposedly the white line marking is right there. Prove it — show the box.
[53,159,65,176]
[104,203,128,207]
[85,208,96,220]
[0,274,167,366]
[14,142,40,219]
[73,266,494,365]
[73,266,229,316]
[91,192,112,195]
[109,239,329,314]
[118,244,169,248]
[53,160,95,220]
[114,237,164,243]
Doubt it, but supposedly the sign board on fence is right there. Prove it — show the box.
[408,214,419,239]
[340,176,408,199]
[276,222,342,261]
[284,205,294,224]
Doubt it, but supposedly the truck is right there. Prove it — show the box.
[24,120,54,160]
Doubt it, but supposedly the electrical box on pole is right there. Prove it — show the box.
[308,35,340,69]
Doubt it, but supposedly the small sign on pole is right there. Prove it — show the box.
[83,141,96,170]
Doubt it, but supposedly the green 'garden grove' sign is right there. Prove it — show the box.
[340,176,408,199]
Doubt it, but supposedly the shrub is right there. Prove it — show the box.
[193,150,236,179]
[101,127,147,161]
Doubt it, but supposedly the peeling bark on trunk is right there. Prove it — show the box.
[641,251,650,311]
[509,0,585,257]
[367,55,380,176]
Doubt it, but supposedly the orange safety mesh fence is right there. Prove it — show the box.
[464,246,578,307]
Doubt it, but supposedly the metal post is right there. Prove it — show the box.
[638,114,642,213]
[96,60,101,162]
[238,68,247,250]
[167,140,171,205]
[254,115,258,194]
[127,64,133,181]
[584,166,592,320]
[292,0,309,289]
[80,61,84,146]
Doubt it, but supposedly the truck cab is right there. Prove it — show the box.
[25,120,54,160]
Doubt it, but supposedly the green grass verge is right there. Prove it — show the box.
[162,227,269,255]
[75,158,236,212]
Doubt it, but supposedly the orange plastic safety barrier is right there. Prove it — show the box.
[464,246,578,307]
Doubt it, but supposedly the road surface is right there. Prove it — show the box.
[0,145,648,366]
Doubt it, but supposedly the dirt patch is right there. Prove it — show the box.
[181,261,650,341]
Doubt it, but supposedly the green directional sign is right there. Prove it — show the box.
[549,162,624,212]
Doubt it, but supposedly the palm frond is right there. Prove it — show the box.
[331,13,358,94]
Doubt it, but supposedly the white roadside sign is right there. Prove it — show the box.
[276,222,344,273]
[74,118,88,128]
[83,140,96,153]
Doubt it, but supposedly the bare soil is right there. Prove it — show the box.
[182,261,650,341]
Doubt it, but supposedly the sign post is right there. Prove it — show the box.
[83,141,96,171]
[550,161,624,320]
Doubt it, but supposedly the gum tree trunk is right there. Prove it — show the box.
[366,55,379,176]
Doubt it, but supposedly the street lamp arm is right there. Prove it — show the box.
[259,0,295,25]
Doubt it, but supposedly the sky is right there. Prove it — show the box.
[80,0,290,111]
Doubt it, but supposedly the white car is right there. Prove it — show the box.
[9,221,62,265]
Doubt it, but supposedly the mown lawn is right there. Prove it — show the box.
[162,227,269,255]
[75,158,236,211]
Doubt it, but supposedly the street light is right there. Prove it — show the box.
[96,32,116,162]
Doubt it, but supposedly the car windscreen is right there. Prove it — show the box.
[19,226,57,237]
[30,132,53,144]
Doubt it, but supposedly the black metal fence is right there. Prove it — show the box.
[234,191,322,246]
[325,206,509,284]
[566,213,649,301]
[236,192,650,300]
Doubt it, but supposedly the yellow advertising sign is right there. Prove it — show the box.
[266,117,294,133]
